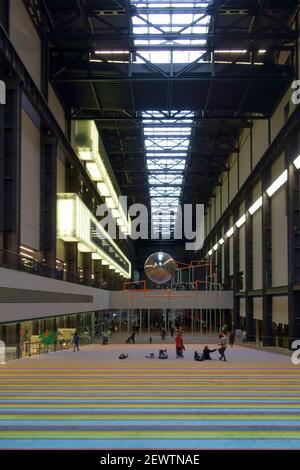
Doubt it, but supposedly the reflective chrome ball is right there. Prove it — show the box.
[144,252,176,284]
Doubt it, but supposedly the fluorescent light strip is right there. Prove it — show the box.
[213,243,218,251]
[236,214,246,228]
[293,155,300,169]
[266,170,288,197]
[226,227,234,238]
[248,196,262,215]
[219,238,225,245]
[208,249,213,256]
[20,252,34,259]
[20,245,34,254]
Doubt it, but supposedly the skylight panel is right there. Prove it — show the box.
[130,1,211,65]
[130,0,207,236]
[133,27,148,34]
[174,14,193,23]
[148,14,170,24]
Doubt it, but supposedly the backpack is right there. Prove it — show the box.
[194,351,204,361]
[118,353,128,360]
[158,349,168,359]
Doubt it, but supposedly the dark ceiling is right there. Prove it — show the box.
[24,0,298,209]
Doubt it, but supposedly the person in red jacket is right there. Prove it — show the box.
[175,333,185,358]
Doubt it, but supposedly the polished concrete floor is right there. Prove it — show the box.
[0,342,299,449]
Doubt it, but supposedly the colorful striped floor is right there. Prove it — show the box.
[0,343,299,449]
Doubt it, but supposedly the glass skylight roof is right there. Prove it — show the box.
[141,110,194,237]
[131,0,212,65]
[130,1,212,237]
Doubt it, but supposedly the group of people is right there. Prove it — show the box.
[175,331,228,361]
[175,283,195,291]
[73,326,241,362]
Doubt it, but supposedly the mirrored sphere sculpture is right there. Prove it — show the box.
[144,252,176,284]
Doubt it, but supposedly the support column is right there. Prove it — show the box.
[216,229,222,285]
[0,80,21,258]
[140,309,142,334]
[0,86,4,258]
[262,169,273,346]
[66,242,78,283]
[16,323,21,360]
[223,218,230,289]
[245,192,255,341]
[233,209,240,329]
[40,133,57,276]
[41,36,49,100]
[66,161,80,193]
[102,265,109,289]
[82,252,92,286]
[94,260,103,287]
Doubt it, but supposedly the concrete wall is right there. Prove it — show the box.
[271,187,288,287]
[0,267,109,322]
[10,0,41,90]
[48,85,65,133]
[252,119,269,168]
[229,155,238,203]
[204,79,295,235]
[110,290,234,310]
[239,129,251,186]
[240,297,246,318]
[272,296,289,324]
[252,209,262,290]
[20,109,40,250]
[253,297,263,320]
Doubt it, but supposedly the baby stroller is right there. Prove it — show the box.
[158,348,168,359]
[194,350,204,362]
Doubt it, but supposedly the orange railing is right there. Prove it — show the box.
[123,280,146,292]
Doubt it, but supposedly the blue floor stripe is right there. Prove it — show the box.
[0,439,300,450]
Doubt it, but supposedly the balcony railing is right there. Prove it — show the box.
[0,248,102,288]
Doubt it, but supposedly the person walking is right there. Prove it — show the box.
[175,333,185,358]
[73,331,80,352]
[218,333,227,361]
[161,327,166,341]
[242,329,247,343]
[229,331,235,348]
[126,332,135,344]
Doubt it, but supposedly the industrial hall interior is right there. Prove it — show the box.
[0,0,300,452]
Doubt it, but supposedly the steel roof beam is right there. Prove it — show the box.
[69,115,267,121]
[56,75,291,83]
[48,31,297,41]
